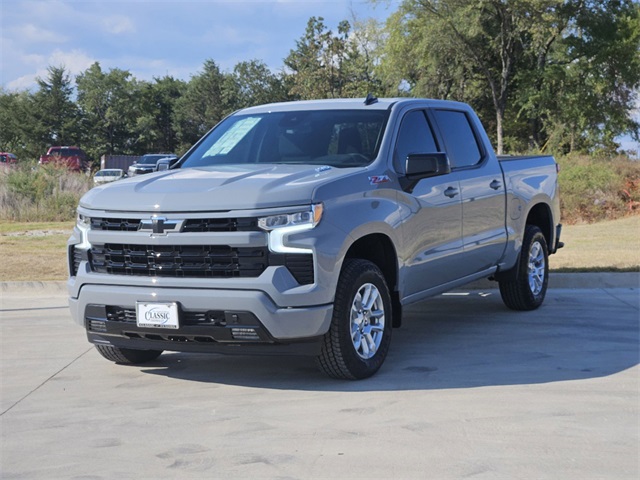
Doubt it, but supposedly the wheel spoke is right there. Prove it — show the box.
[364,333,376,353]
[363,288,379,311]
[361,335,370,356]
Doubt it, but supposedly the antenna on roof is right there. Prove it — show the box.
[364,93,378,106]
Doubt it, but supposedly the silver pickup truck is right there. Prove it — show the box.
[68,97,562,379]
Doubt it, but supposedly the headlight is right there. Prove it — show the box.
[76,213,91,249]
[258,204,323,254]
[258,204,323,230]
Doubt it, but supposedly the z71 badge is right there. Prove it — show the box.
[368,175,391,185]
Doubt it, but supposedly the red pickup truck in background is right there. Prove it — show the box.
[39,146,88,171]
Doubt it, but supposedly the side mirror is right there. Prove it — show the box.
[405,153,450,179]
[401,153,451,193]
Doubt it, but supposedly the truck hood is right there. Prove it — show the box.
[80,164,356,212]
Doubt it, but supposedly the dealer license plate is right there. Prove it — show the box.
[136,302,179,329]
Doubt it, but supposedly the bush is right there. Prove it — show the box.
[557,154,640,224]
[0,163,92,221]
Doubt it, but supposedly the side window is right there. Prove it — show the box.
[433,110,482,168]
[394,110,439,173]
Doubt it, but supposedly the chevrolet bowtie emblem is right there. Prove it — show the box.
[151,217,167,234]
[139,217,181,235]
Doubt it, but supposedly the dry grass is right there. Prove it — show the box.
[0,217,638,281]
[550,215,640,272]
[0,222,73,281]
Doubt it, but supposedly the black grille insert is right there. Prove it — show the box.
[91,218,141,231]
[90,244,268,278]
[89,217,259,232]
[183,218,258,232]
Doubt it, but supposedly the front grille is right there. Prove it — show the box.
[89,217,259,232]
[90,244,268,278]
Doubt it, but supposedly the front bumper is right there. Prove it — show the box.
[69,284,332,354]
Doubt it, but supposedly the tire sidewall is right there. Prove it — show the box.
[521,227,549,308]
[335,261,393,378]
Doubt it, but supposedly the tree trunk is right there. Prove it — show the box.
[496,107,504,155]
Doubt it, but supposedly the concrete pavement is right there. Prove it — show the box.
[1,282,638,479]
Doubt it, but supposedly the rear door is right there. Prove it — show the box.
[431,109,507,275]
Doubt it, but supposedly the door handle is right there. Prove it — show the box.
[444,186,459,198]
[490,179,502,190]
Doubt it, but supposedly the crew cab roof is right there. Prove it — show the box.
[239,97,472,114]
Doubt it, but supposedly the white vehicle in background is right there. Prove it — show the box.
[93,169,127,185]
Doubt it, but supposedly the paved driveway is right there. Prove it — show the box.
[1,284,638,479]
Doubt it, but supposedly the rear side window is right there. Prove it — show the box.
[394,110,439,173]
[433,110,482,168]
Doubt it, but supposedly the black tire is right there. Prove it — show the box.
[499,225,549,311]
[316,258,393,380]
[94,344,163,365]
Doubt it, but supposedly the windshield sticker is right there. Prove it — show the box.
[315,166,331,173]
[369,175,390,185]
[204,117,261,156]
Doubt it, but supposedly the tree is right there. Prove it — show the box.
[520,0,640,153]
[32,66,81,149]
[223,60,289,111]
[380,0,640,154]
[0,88,39,161]
[76,62,141,161]
[136,76,186,153]
[284,17,380,100]
[172,60,229,153]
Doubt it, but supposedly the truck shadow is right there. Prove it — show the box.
[141,289,640,391]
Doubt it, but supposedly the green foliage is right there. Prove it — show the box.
[32,66,82,148]
[172,60,230,153]
[284,17,380,100]
[76,62,142,163]
[224,59,290,111]
[0,164,92,221]
[136,76,186,154]
[379,0,640,154]
[1,7,638,164]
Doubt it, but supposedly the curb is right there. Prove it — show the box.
[0,273,638,294]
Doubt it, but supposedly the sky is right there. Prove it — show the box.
[1,0,637,153]
[0,0,396,90]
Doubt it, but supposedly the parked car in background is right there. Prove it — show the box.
[0,152,18,166]
[156,156,181,171]
[128,154,177,176]
[93,169,127,185]
[39,146,88,171]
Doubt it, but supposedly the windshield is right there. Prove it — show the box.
[180,109,389,169]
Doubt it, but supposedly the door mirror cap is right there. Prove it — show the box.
[405,153,451,179]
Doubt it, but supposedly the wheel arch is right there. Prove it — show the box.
[525,202,553,250]
[496,201,553,282]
